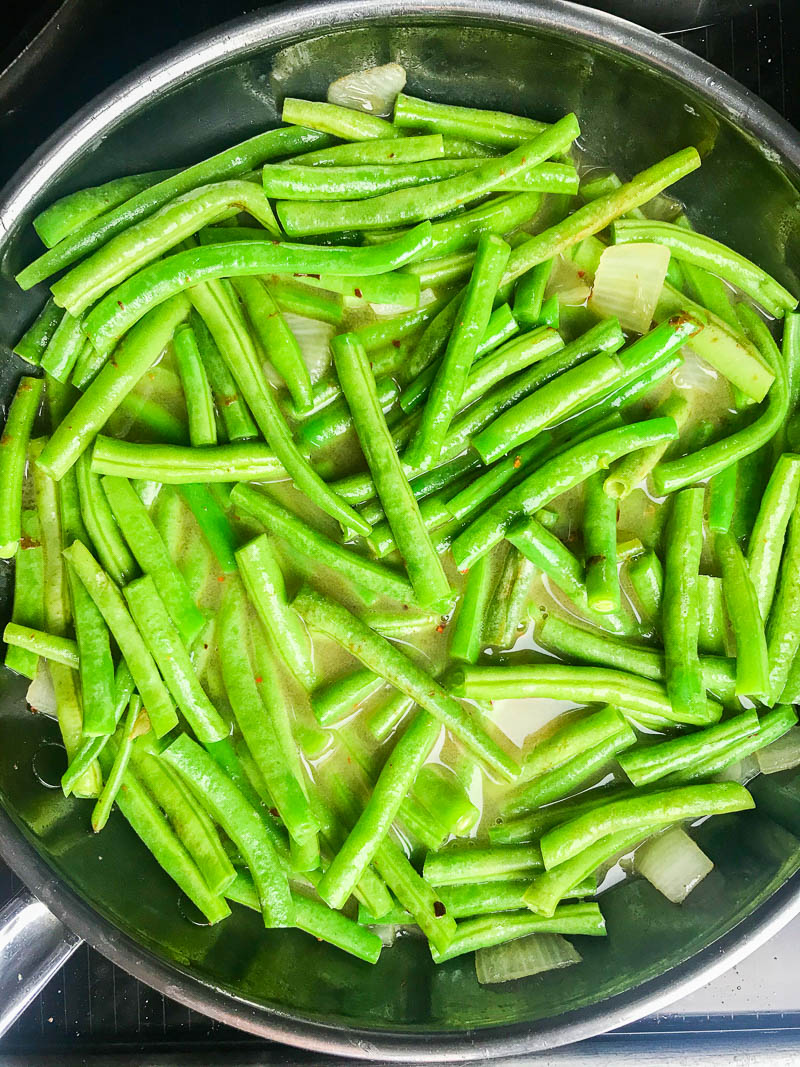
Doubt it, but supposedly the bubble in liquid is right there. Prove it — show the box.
[32,743,67,789]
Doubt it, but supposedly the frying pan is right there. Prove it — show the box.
[2,1,800,1058]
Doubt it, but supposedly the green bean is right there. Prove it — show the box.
[261,275,343,327]
[503,148,701,285]
[299,377,399,451]
[312,667,386,727]
[0,377,43,557]
[398,303,520,414]
[627,550,663,628]
[294,585,519,779]
[396,192,543,260]
[483,546,538,647]
[17,125,329,290]
[539,782,753,869]
[160,733,293,927]
[523,827,655,917]
[173,483,235,575]
[653,305,788,494]
[452,418,680,572]
[393,93,548,146]
[190,309,258,442]
[583,470,620,614]
[668,705,798,782]
[431,903,606,963]
[65,560,116,735]
[235,535,316,689]
[407,234,511,466]
[371,836,457,953]
[423,845,543,887]
[504,727,636,817]
[37,294,190,480]
[96,746,230,923]
[13,298,64,365]
[61,662,134,796]
[3,624,78,668]
[130,736,235,895]
[234,277,313,414]
[513,259,553,326]
[40,312,87,383]
[84,226,433,359]
[230,486,417,604]
[394,795,448,852]
[188,278,371,536]
[450,552,493,663]
[520,705,629,782]
[91,695,141,832]
[765,494,800,702]
[276,117,579,235]
[604,393,690,499]
[63,541,177,735]
[172,325,217,446]
[537,614,737,702]
[123,575,227,742]
[352,299,446,355]
[413,763,479,837]
[91,439,282,486]
[747,454,800,620]
[316,710,442,909]
[282,97,401,140]
[101,475,204,643]
[367,692,417,742]
[698,574,727,657]
[218,584,318,849]
[707,462,738,534]
[281,269,420,307]
[612,219,797,318]
[618,709,759,787]
[662,488,707,723]
[447,663,721,727]
[716,530,769,697]
[291,133,445,166]
[52,180,279,316]
[332,334,451,610]
[410,877,595,921]
[34,169,177,247]
[474,316,696,464]
[446,442,548,526]
[580,171,645,218]
[227,871,381,963]
[679,261,740,330]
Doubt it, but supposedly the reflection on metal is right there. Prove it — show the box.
[0,889,81,1038]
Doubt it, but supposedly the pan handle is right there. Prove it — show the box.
[0,888,82,1038]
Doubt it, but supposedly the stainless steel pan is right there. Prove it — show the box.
[1,1,800,1058]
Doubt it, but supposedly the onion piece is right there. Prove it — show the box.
[327,63,407,118]
[589,242,671,334]
[282,312,335,384]
[672,350,718,394]
[546,256,591,307]
[634,826,713,904]
[756,724,800,774]
[26,662,57,719]
[476,932,581,985]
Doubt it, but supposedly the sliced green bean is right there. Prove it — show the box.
[765,494,800,703]
[312,667,386,727]
[539,782,753,869]
[717,530,769,697]
[423,845,543,886]
[83,225,432,359]
[0,377,43,557]
[294,585,519,779]
[332,333,451,610]
[367,692,417,742]
[707,462,738,534]
[236,535,316,689]
[668,705,798,782]
[13,298,64,365]
[40,313,87,383]
[61,662,134,796]
[161,733,293,927]
[393,94,548,146]
[3,624,78,669]
[583,470,620,614]
[292,134,444,166]
[747,453,800,621]
[282,98,401,140]
[450,552,493,663]
[91,695,141,832]
[172,324,217,446]
[627,550,663,628]
[176,483,237,574]
[190,309,258,442]
[66,562,116,736]
[230,486,417,604]
[604,393,690,499]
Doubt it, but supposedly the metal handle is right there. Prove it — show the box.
[0,888,82,1038]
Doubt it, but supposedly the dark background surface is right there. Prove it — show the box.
[0,0,799,1061]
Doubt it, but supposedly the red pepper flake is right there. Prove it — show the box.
[435,624,445,634]
[254,676,262,684]
[354,288,363,299]
[217,575,226,582]
[577,269,586,278]
[20,536,39,550]
[513,455,522,469]
[117,301,125,310]
[392,339,401,348]
[389,152,395,159]
[433,900,446,917]
[0,434,10,446]
[269,807,279,817]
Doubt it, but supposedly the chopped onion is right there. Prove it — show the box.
[476,932,581,985]
[327,63,407,118]
[672,351,719,394]
[281,313,334,384]
[715,752,760,785]
[589,243,671,334]
[546,256,591,307]
[757,724,800,774]
[26,662,57,719]
[634,827,713,904]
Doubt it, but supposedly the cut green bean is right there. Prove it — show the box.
[393,94,548,146]
[292,133,445,166]
[423,845,543,886]
[61,662,134,796]
[172,324,217,446]
[450,552,493,663]
[627,550,663,628]
[583,470,620,614]
[604,393,690,499]
[294,585,519,779]
[747,453,800,621]
[91,695,141,833]
[765,494,800,703]
[13,298,64,365]
[413,764,479,837]
[367,692,417,742]
[190,309,258,442]
[717,530,769,697]
[0,377,43,557]
[2,624,78,669]
[312,668,386,727]
[707,462,738,534]
[668,705,798,782]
